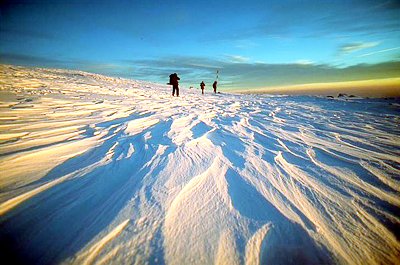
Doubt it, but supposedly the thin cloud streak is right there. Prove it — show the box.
[0,53,66,65]
[224,55,250,63]
[1,52,399,92]
[125,56,400,90]
[339,42,380,55]
[0,28,57,41]
[359,47,400,57]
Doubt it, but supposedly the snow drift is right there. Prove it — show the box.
[0,65,399,264]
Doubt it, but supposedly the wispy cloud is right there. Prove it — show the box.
[0,52,132,78]
[295,60,314,65]
[376,0,400,10]
[339,42,380,55]
[358,47,400,57]
[124,56,400,89]
[3,52,400,91]
[224,55,250,63]
[0,28,57,41]
[207,1,400,42]
[0,53,65,65]
[233,40,259,49]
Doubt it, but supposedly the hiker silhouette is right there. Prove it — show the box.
[169,73,180,97]
[213,81,217,93]
[200,81,205,95]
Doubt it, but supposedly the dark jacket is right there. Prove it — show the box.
[169,73,180,86]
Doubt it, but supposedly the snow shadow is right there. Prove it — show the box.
[208,129,246,169]
[225,169,333,264]
[191,121,213,139]
[0,118,175,265]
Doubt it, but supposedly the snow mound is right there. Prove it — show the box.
[0,65,399,265]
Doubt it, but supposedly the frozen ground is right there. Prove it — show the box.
[0,64,399,265]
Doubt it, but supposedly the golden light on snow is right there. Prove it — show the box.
[0,65,399,264]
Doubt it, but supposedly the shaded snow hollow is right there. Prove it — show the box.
[0,65,399,265]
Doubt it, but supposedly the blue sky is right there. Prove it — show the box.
[1,0,399,90]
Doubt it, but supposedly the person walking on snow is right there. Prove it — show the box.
[213,81,217,93]
[169,73,180,97]
[200,81,205,95]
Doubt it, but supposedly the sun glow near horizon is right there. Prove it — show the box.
[233,77,400,97]
[0,0,399,94]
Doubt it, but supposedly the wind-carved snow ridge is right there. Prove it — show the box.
[0,64,399,265]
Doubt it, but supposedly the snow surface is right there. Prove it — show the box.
[0,64,399,265]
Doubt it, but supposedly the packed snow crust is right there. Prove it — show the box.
[0,65,399,264]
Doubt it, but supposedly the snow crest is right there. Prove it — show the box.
[0,65,399,265]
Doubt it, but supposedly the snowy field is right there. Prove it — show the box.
[0,64,399,265]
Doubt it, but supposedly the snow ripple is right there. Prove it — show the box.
[0,65,399,265]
